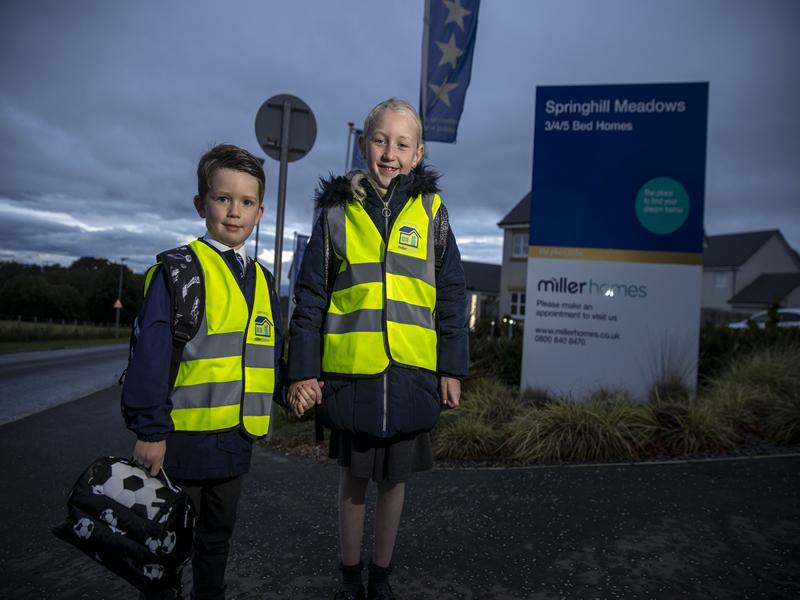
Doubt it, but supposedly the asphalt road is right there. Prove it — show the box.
[1,384,799,599]
[0,344,128,425]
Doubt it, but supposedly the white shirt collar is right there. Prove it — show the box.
[202,233,248,266]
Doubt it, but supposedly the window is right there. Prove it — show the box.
[511,233,527,258]
[713,272,727,289]
[510,291,526,317]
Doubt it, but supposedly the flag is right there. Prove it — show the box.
[420,0,480,143]
[350,128,368,172]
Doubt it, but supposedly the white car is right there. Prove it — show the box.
[728,308,800,329]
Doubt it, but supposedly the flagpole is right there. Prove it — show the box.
[345,122,354,173]
[420,0,431,137]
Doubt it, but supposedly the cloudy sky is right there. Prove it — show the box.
[1,0,798,281]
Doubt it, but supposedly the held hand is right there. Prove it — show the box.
[133,440,166,477]
[288,378,325,418]
[439,376,461,408]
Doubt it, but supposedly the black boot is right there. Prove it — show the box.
[333,560,365,600]
[367,561,395,600]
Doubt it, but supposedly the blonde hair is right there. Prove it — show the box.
[350,98,424,202]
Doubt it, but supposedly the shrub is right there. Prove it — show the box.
[698,325,800,382]
[520,385,557,408]
[459,377,521,423]
[432,415,502,460]
[649,374,693,404]
[469,335,522,386]
[504,399,655,463]
[701,384,761,434]
[649,401,738,455]
[761,394,800,444]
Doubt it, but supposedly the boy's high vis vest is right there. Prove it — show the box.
[322,193,441,375]
[144,239,276,438]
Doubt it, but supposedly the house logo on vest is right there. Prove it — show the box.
[398,225,420,250]
[254,313,273,339]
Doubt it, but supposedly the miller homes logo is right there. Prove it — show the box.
[537,277,648,298]
[398,225,420,249]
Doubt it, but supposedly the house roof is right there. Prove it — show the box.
[729,273,800,305]
[461,260,501,294]
[497,192,531,228]
[703,230,781,268]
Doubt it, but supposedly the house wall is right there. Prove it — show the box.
[498,227,529,318]
[701,235,800,311]
[737,235,800,292]
[784,286,800,308]
[701,268,735,310]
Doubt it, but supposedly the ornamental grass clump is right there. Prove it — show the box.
[760,393,800,444]
[702,344,800,441]
[458,377,521,423]
[504,398,655,463]
[649,401,738,455]
[710,345,800,400]
[432,377,519,460]
[432,415,502,461]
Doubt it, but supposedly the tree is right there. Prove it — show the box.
[0,274,82,320]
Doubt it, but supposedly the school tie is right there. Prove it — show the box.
[235,253,246,277]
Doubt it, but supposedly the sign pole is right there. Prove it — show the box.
[274,100,291,293]
[255,93,316,294]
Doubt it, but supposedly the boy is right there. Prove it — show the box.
[122,144,284,599]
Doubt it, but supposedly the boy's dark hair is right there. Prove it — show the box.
[197,144,266,203]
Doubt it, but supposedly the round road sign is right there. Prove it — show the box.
[254,94,316,162]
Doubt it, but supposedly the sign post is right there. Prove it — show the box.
[255,94,316,292]
[521,83,709,400]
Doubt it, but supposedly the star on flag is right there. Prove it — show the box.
[442,0,472,31]
[435,33,464,69]
[429,77,459,108]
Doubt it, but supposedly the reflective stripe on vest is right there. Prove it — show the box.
[167,240,275,437]
[322,193,441,375]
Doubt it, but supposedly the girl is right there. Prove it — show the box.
[288,98,468,600]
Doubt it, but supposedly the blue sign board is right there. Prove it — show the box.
[530,83,709,256]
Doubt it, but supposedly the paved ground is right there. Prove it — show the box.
[0,344,128,425]
[1,385,798,599]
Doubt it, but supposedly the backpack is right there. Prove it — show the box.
[52,457,195,593]
[120,245,203,388]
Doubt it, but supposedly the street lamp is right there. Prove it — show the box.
[114,257,127,338]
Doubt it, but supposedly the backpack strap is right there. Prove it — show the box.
[155,245,204,389]
[156,245,204,347]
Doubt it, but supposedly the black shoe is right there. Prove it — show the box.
[333,587,366,600]
[366,582,395,600]
[367,560,395,600]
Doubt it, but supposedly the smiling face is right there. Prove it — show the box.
[360,107,424,194]
[193,167,263,249]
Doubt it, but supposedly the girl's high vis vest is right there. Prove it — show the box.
[322,193,441,375]
[145,239,276,438]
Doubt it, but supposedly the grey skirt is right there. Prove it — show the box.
[329,429,434,483]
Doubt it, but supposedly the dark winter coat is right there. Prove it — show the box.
[288,165,468,438]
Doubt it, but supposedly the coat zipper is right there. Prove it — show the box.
[378,182,396,435]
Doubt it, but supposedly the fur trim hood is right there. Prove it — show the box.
[314,163,441,209]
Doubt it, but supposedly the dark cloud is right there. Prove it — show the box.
[1,0,797,276]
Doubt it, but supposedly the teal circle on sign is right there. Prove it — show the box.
[635,177,690,235]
